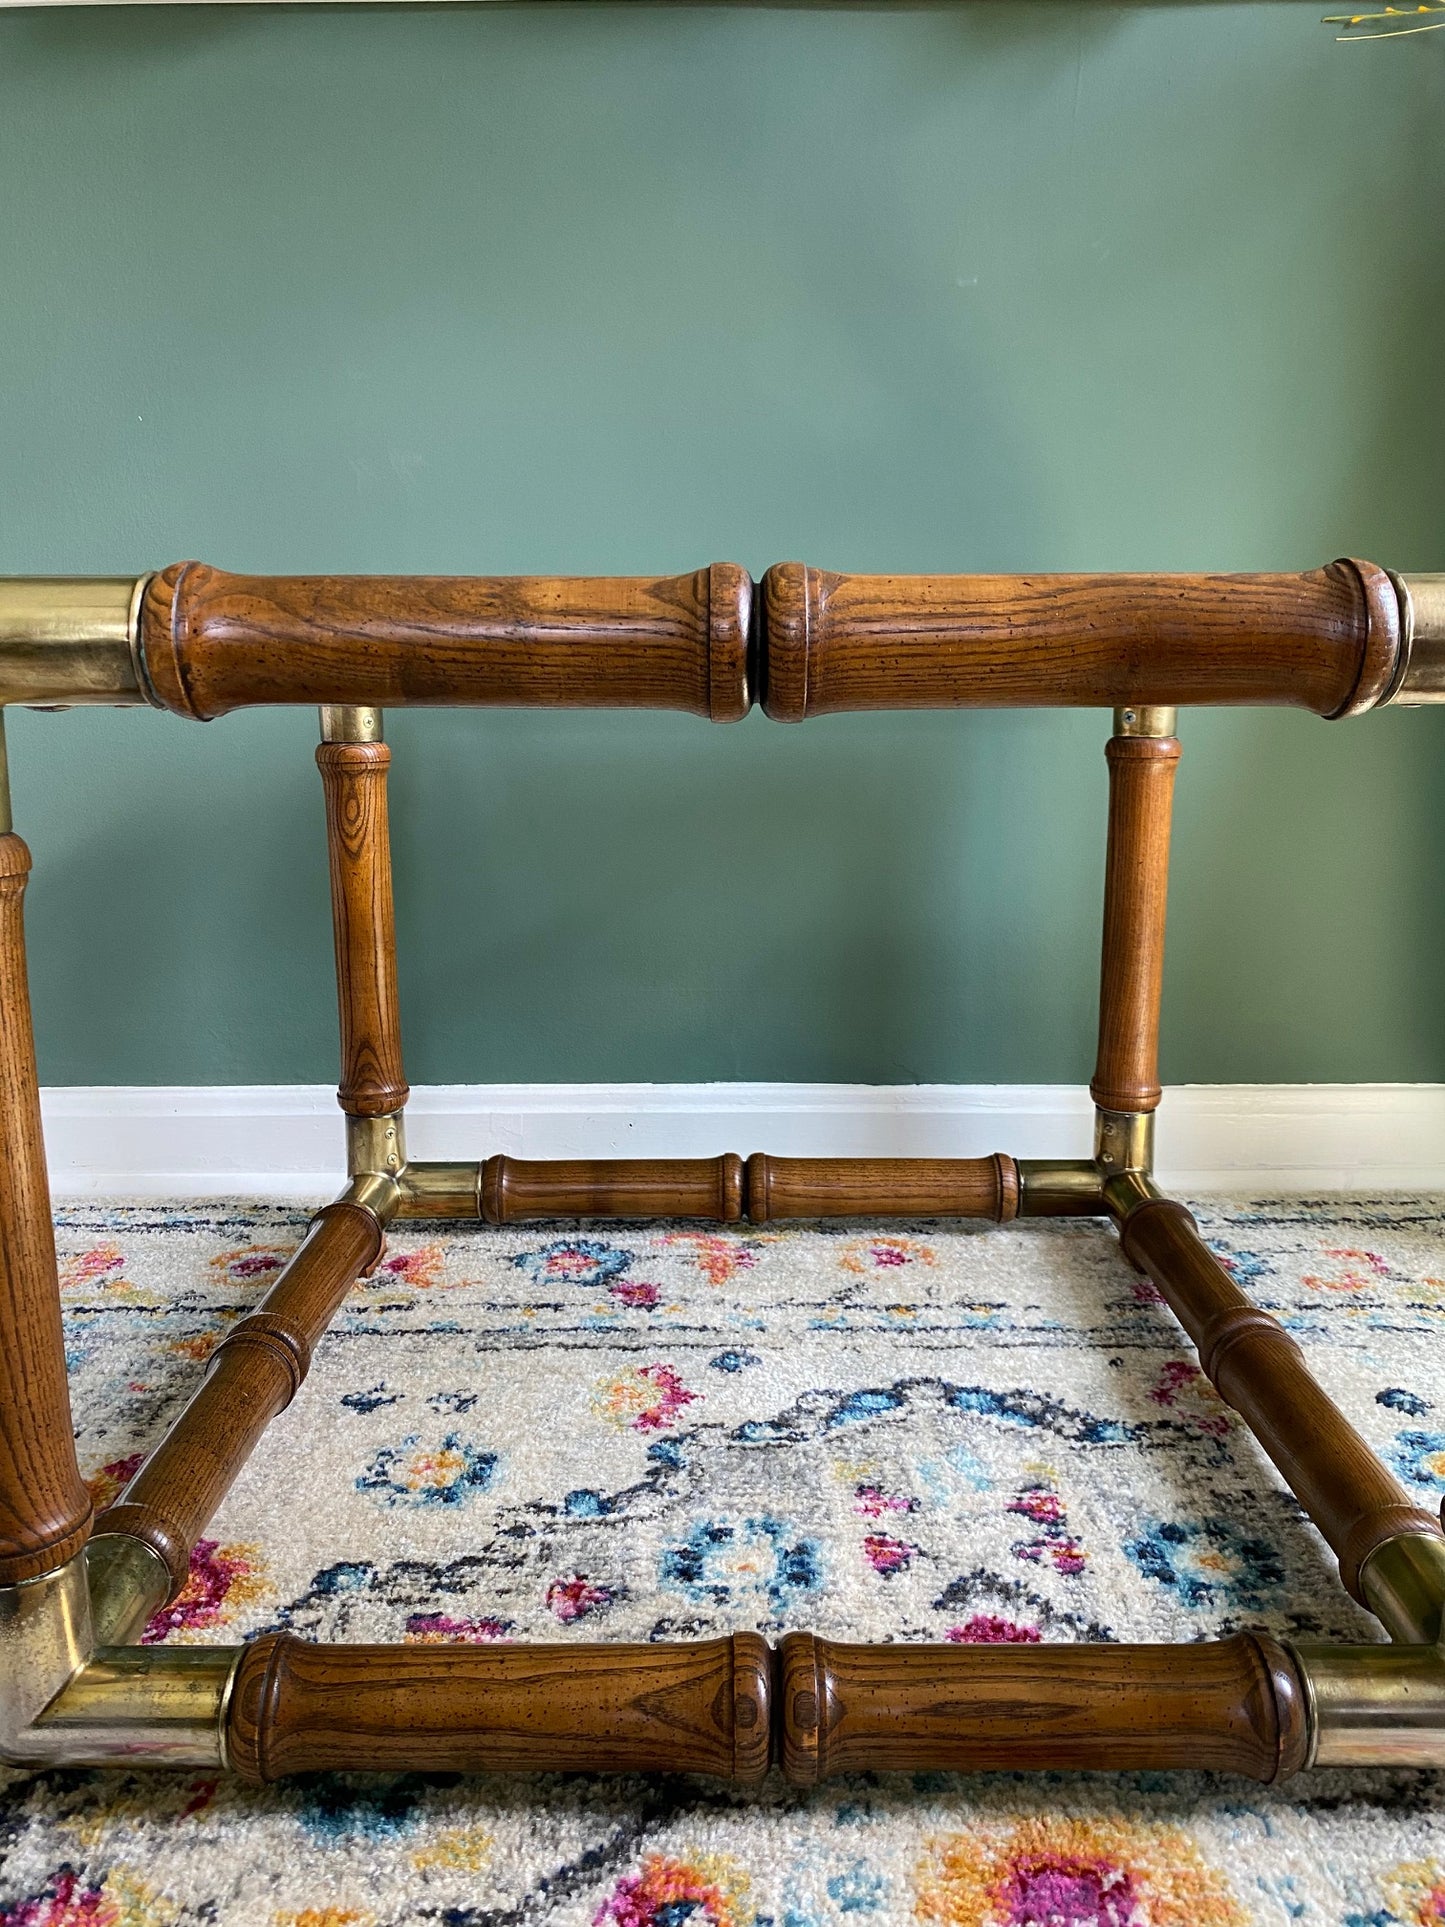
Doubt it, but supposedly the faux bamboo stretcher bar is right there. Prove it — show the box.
[2,559,1444,1788]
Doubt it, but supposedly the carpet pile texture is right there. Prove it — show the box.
[2,1197,1444,1925]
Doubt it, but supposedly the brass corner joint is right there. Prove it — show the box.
[1095,1108,1161,1227]
[0,1551,237,1770]
[344,1120,482,1222]
[0,576,155,708]
[1385,574,1445,705]
[1014,1111,1158,1221]
[344,1111,406,1225]
[1294,1640,1445,1769]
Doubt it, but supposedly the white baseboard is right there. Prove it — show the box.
[37,1082,1445,1200]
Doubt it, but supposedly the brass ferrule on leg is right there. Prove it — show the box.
[344,1108,406,1223]
[0,577,153,708]
[319,703,383,745]
[347,1110,407,1183]
[1113,704,1178,739]
[1094,1107,1155,1179]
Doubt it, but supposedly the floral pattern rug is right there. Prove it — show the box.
[2,1197,1444,1926]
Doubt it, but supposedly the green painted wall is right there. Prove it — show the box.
[3,2,1444,1089]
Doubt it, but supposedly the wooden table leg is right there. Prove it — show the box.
[1092,706,1180,1129]
[317,706,408,1125]
[0,799,92,1586]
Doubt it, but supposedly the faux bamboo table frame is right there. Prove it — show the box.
[2,557,1445,1785]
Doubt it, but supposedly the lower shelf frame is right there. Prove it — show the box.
[3,1151,1443,1784]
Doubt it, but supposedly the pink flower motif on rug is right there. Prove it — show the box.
[58,1244,125,1292]
[592,1363,698,1432]
[210,1245,292,1284]
[594,1854,749,1927]
[610,1279,661,1310]
[1302,1247,1392,1293]
[1008,1479,1086,1576]
[404,1613,512,1643]
[142,1538,268,1644]
[917,1817,1246,1927]
[546,1574,614,1623]
[945,1616,1041,1644]
[854,1483,917,1518]
[862,1531,916,1577]
[0,1866,171,1927]
[1148,1361,1230,1439]
[0,1867,115,1927]
[839,1236,936,1275]
[371,1244,445,1290]
[83,1451,144,1512]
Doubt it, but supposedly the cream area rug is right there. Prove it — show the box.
[1,1198,1444,1926]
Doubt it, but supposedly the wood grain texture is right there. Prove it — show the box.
[0,834,93,1584]
[759,561,1399,719]
[1121,1196,1445,1602]
[745,1154,1019,1222]
[226,1632,774,1784]
[468,1156,1024,1223]
[480,1155,745,1223]
[141,564,753,721]
[95,1203,383,1597]
[778,1631,1309,1785]
[316,741,407,1117]
[1091,733,1180,1115]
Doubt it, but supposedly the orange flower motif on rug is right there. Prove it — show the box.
[592,1362,698,1431]
[916,1817,1245,1927]
[594,1853,751,1927]
[142,1539,270,1644]
[662,1233,767,1286]
[1382,1858,1445,1927]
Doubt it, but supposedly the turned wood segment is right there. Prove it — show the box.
[1091,733,1180,1115]
[759,561,1399,719]
[0,834,93,1584]
[141,563,753,721]
[480,1155,745,1223]
[1121,1197,1445,1601]
[746,1155,1020,1222]
[778,1631,1308,1784]
[95,1204,382,1598]
[316,740,407,1117]
[226,1631,774,1783]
